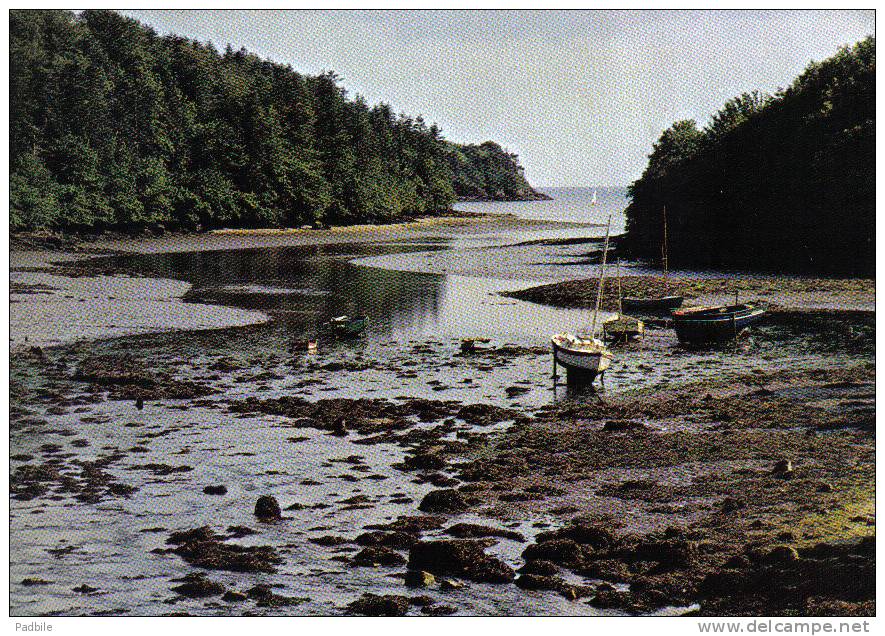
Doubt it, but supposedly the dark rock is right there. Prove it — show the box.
[723,555,749,569]
[560,584,594,601]
[505,386,530,398]
[170,573,225,598]
[772,459,794,476]
[167,526,282,573]
[404,452,447,470]
[203,485,227,496]
[408,594,435,606]
[603,420,647,432]
[352,546,407,567]
[72,584,99,594]
[404,570,436,588]
[21,578,53,586]
[254,495,282,520]
[499,491,539,502]
[439,579,464,591]
[330,416,348,437]
[630,539,698,570]
[522,539,586,566]
[309,535,350,546]
[245,584,306,608]
[445,523,524,542]
[355,531,418,550]
[408,539,515,583]
[366,515,445,534]
[721,497,746,513]
[562,521,618,549]
[765,545,800,565]
[518,560,559,576]
[422,605,457,616]
[418,489,469,513]
[590,588,629,609]
[246,584,276,600]
[576,558,633,583]
[222,591,248,603]
[347,593,410,616]
[516,574,564,591]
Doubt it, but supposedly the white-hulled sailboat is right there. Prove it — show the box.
[551,214,614,385]
[590,188,598,205]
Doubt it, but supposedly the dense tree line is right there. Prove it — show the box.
[10,10,541,232]
[448,141,549,201]
[622,37,874,276]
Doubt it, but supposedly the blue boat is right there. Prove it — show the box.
[672,303,766,343]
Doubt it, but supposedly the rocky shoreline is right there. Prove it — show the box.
[9,222,875,617]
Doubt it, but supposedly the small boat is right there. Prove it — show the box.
[603,314,644,341]
[604,258,644,341]
[590,188,598,205]
[459,337,490,354]
[672,303,766,343]
[551,214,614,385]
[622,206,683,314]
[621,295,684,314]
[551,333,613,383]
[327,315,368,338]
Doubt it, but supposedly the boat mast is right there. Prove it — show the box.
[662,205,670,294]
[616,257,623,315]
[590,214,612,336]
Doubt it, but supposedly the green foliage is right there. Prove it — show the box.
[447,141,544,201]
[623,37,875,276]
[10,10,538,232]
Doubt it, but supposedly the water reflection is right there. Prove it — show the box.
[99,235,873,409]
[108,243,595,344]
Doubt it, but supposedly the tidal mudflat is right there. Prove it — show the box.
[10,214,875,616]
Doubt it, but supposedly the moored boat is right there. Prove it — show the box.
[605,258,644,341]
[551,214,614,385]
[327,314,368,338]
[622,206,683,314]
[603,313,644,341]
[552,333,613,383]
[672,303,766,343]
[621,294,683,314]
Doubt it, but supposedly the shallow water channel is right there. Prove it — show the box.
[9,227,874,616]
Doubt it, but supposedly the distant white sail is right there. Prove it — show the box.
[591,188,598,205]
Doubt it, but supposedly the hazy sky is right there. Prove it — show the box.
[123,9,874,187]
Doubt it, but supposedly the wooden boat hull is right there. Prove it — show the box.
[621,295,683,314]
[551,335,613,384]
[673,304,765,343]
[603,314,645,341]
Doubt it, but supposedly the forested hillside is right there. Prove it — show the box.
[448,142,550,201]
[10,10,543,232]
[622,37,874,276]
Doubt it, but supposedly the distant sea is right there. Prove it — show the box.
[454,186,630,234]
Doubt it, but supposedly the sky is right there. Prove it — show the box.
[122,9,874,187]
